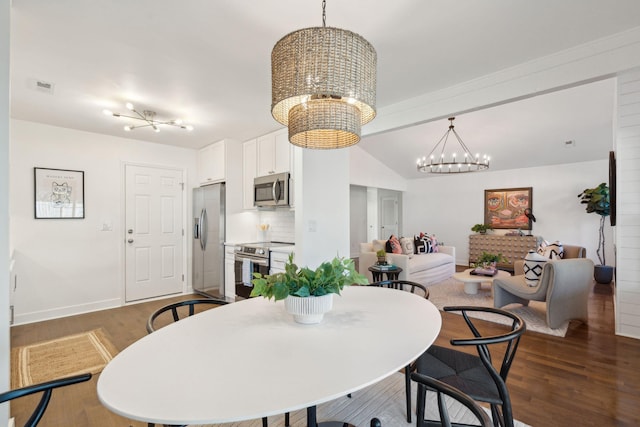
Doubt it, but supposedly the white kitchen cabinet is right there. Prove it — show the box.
[270,247,295,275]
[242,139,257,210]
[256,129,290,177]
[198,140,226,185]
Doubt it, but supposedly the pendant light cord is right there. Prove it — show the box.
[322,0,326,27]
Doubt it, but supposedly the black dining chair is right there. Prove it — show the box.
[411,372,492,427]
[146,298,290,427]
[146,298,229,333]
[369,279,429,423]
[0,373,92,427]
[413,306,526,427]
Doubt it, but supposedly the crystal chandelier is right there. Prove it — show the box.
[103,103,194,133]
[416,117,490,174]
[271,0,377,149]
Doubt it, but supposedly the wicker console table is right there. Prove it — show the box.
[469,234,542,272]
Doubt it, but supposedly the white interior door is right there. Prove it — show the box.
[379,192,399,239]
[125,164,184,302]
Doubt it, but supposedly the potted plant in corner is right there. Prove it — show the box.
[250,254,368,324]
[578,182,613,284]
[471,223,493,234]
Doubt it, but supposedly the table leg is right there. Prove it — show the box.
[463,281,480,294]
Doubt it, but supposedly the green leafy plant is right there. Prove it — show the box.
[471,223,492,233]
[375,249,386,258]
[578,182,610,265]
[475,251,506,267]
[250,254,369,301]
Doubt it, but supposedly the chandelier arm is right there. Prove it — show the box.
[451,128,475,160]
[131,108,149,121]
[425,129,451,160]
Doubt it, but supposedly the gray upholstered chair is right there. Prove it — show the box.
[493,245,594,329]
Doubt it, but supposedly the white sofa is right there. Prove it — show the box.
[359,240,456,286]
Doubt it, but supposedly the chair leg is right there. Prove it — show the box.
[262,416,268,427]
[285,411,290,426]
[405,364,412,423]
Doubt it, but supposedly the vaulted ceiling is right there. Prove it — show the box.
[10,1,640,176]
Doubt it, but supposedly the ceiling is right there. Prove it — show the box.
[9,1,640,177]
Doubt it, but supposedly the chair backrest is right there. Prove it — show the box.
[443,306,525,390]
[146,298,229,333]
[0,373,91,427]
[411,372,492,427]
[562,245,586,259]
[370,279,429,299]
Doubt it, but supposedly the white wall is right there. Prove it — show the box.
[349,145,407,191]
[404,160,613,267]
[295,149,350,269]
[1,0,10,421]
[616,70,640,339]
[10,120,198,324]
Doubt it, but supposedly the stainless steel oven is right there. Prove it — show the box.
[234,242,294,299]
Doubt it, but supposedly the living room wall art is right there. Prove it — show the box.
[484,187,532,230]
[34,167,85,219]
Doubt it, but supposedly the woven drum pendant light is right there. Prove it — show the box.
[271,1,376,149]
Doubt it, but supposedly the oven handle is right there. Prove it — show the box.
[235,253,269,267]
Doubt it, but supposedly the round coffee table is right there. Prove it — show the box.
[453,268,511,294]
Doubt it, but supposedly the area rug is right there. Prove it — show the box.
[11,328,118,388]
[428,278,569,337]
[196,372,531,427]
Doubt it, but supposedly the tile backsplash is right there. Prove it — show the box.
[258,209,295,243]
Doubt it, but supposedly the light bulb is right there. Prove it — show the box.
[103,109,113,116]
[124,125,132,131]
[185,125,194,131]
[126,102,134,111]
[153,126,160,133]
[173,119,183,125]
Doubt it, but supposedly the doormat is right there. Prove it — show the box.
[11,328,118,388]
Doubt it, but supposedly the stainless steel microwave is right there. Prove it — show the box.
[254,172,290,207]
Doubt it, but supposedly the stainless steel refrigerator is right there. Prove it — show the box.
[192,183,225,298]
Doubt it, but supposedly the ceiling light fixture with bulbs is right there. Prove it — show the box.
[416,117,490,174]
[271,0,377,149]
[102,103,194,133]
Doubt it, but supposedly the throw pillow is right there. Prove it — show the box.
[399,237,415,256]
[388,235,402,254]
[523,250,548,286]
[430,234,439,253]
[537,240,564,260]
[414,233,432,254]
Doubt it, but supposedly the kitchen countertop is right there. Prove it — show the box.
[269,245,295,254]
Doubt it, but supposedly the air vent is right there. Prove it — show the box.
[34,80,55,94]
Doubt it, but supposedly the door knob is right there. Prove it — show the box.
[128,239,134,243]
[128,229,133,234]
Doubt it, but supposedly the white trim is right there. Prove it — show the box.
[366,27,640,137]
[11,298,121,326]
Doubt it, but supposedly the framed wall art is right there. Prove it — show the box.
[484,187,532,230]
[34,167,85,219]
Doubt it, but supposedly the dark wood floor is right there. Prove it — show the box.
[9,275,640,426]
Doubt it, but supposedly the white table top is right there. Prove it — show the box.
[97,286,441,425]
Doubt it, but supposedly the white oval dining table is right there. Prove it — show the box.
[97,286,442,426]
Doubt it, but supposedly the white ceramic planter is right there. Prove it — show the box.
[284,294,334,324]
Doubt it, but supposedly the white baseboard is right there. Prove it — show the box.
[11,298,121,326]
[8,417,15,427]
